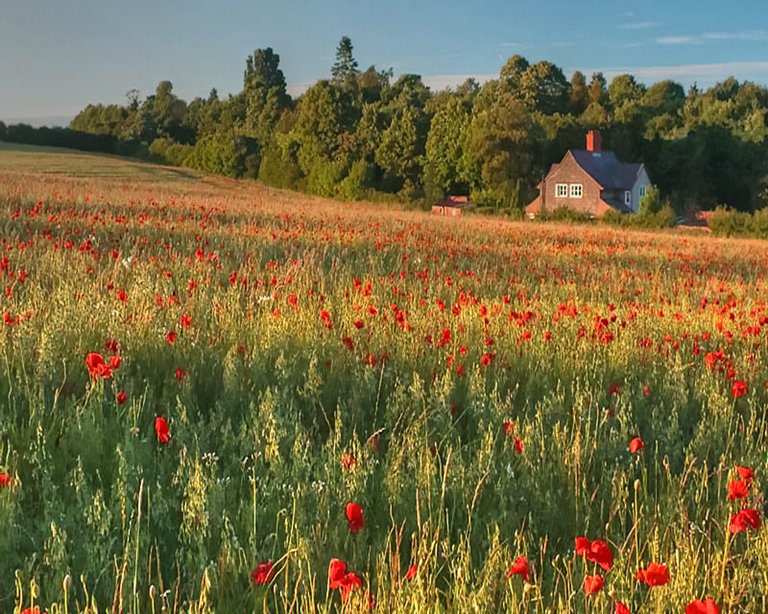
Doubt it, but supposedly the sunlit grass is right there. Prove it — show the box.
[0,148,766,613]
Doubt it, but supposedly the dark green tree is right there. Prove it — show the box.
[517,61,571,115]
[243,48,291,146]
[331,36,359,86]
[569,71,589,116]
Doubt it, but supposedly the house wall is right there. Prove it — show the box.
[543,152,603,216]
[631,168,652,212]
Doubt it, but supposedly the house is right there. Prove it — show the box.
[525,130,651,218]
[432,195,470,217]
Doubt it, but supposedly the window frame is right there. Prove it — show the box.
[624,190,631,206]
[569,183,583,198]
[555,183,568,198]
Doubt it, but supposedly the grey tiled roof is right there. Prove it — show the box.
[570,150,643,190]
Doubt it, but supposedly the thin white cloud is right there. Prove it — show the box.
[702,30,768,41]
[618,21,658,30]
[422,73,495,91]
[579,61,768,87]
[286,61,768,98]
[656,35,699,45]
[656,30,768,46]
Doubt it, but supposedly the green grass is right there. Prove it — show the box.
[0,147,767,613]
[0,141,204,182]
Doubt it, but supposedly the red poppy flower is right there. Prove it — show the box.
[583,574,604,595]
[480,352,494,367]
[328,559,362,601]
[575,537,591,556]
[166,330,177,344]
[629,437,644,454]
[0,472,12,488]
[686,598,720,614]
[116,391,128,405]
[636,562,670,587]
[353,320,364,329]
[175,368,185,381]
[730,508,761,534]
[587,540,613,571]
[506,556,530,582]
[155,417,170,444]
[85,352,112,379]
[575,537,613,571]
[609,382,622,396]
[615,601,632,614]
[405,564,418,581]
[732,380,748,399]
[727,479,749,501]
[251,561,274,585]
[110,355,122,369]
[329,559,347,589]
[179,314,192,329]
[513,437,524,454]
[346,502,364,533]
[737,466,754,483]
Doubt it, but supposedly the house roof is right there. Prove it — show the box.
[568,150,644,190]
[436,195,470,207]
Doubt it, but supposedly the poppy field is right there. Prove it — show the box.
[1,148,768,613]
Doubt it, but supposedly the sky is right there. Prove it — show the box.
[2,0,768,125]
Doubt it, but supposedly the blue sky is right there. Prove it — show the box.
[1,0,767,124]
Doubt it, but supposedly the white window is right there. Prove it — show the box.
[639,185,646,198]
[556,183,568,198]
[624,191,631,206]
[569,183,583,198]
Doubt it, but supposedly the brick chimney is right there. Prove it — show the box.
[586,129,602,153]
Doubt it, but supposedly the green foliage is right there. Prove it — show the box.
[467,88,533,208]
[638,185,663,216]
[331,36,359,86]
[517,61,571,115]
[13,44,768,210]
[258,138,302,190]
[148,137,194,166]
[243,48,290,146]
[708,205,768,237]
[424,97,472,196]
[186,131,258,178]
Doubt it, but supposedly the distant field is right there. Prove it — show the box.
[0,141,204,182]
[0,145,767,614]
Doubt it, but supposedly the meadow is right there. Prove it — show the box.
[0,144,767,613]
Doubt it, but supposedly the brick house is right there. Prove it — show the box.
[525,130,651,217]
[432,195,470,216]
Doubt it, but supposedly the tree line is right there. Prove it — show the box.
[2,37,767,212]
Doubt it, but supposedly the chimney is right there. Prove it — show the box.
[586,129,602,153]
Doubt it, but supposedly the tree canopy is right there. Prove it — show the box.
[5,39,767,212]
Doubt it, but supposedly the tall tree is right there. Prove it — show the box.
[517,61,571,115]
[467,84,534,209]
[424,96,472,199]
[243,48,291,145]
[587,72,608,107]
[500,55,530,91]
[331,36,359,86]
[569,71,589,116]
